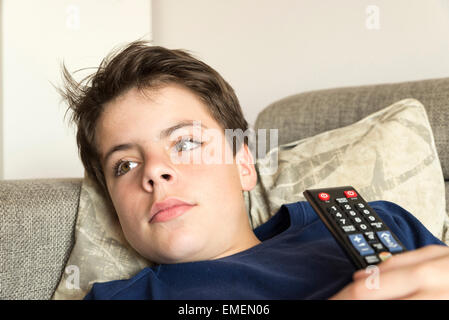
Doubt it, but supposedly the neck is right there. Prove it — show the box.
[211,229,261,260]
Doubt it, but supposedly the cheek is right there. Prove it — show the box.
[190,163,242,205]
[108,182,142,228]
[108,182,126,213]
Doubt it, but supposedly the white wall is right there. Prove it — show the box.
[152,0,449,126]
[0,0,151,179]
[1,0,448,179]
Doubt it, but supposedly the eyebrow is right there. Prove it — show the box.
[102,120,208,165]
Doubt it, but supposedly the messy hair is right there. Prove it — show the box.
[59,41,249,203]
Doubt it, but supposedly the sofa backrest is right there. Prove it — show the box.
[254,77,449,181]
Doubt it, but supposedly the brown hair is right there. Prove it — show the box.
[60,40,249,203]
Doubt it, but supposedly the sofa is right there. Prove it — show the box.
[1,76,448,300]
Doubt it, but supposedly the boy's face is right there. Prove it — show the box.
[96,84,258,264]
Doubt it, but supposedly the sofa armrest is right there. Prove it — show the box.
[0,178,82,299]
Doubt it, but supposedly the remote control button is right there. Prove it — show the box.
[347,210,357,217]
[355,203,365,209]
[353,217,363,224]
[376,231,403,253]
[365,214,377,222]
[378,251,393,262]
[341,225,356,233]
[371,242,385,252]
[364,231,377,243]
[348,234,375,256]
[318,193,330,201]
[327,205,339,213]
[341,203,352,211]
[365,255,380,264]
[335,197,348,204]
[332,211,345,219]
[361,209,371,215]
[370,222,385,230]
[337,218,349,226]
[357,223,370,232]
[344,190,358,198]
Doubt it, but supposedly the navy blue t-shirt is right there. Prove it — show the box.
[84,200,445,300]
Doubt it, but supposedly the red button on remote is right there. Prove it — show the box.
[318,192,330,201]
[344,190,357,198]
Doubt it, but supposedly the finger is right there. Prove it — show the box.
[334,252,449,300]
[379,245,449,273]
[332,265,423,300]
[331,265,421,300]
[398,289,449,300]
[353,244,449,280]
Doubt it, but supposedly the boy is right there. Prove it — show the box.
[61,41,449,299]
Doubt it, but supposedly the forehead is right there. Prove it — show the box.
[103,84,213,123]
[95,84,222,153]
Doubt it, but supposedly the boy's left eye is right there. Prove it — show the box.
[174,138,203,152]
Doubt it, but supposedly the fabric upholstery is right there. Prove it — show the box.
[51,175,151,300]
[248,99,446,240]
[0,178,81,299]
[254,77,449,180]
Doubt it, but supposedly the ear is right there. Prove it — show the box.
[235,143,257,191]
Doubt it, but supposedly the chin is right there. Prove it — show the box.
[145,230,207,264]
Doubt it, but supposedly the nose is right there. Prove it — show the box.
[141,156,177,192]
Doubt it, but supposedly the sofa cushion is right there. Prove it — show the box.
[248,98,446,240]
[51,174,152,300]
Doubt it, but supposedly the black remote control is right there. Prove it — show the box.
[303,186,407,270]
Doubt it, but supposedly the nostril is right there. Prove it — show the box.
[162,174,170,180]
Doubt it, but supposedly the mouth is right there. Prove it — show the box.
[149,197,196,224]
[149,204,196,223]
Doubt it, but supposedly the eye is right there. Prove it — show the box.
[113,160,138,177]
[174,137,203,152]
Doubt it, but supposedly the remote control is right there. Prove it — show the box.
[303,186,407,270]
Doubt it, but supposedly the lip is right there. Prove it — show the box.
[149,197,196,223]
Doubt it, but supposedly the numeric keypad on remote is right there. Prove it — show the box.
[303,186,407,269]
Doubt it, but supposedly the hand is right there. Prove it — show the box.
[330,244,449,299]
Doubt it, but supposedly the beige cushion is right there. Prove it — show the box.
[52,98,446,299]
[247,98,446,239]
[51,175,152,300]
